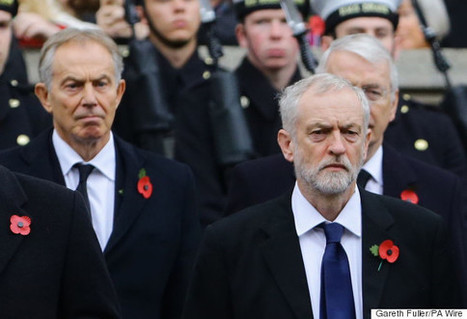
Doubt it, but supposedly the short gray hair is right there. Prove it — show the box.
[279,73,370,138]
[317,33,398,102]
[38,28,124,89]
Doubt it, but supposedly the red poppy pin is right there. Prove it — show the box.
[137,168,153,199]
[400,189,419,204]
[370,239,399,271]
[10,215,31,236]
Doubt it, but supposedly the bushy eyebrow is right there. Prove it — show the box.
[60,74,112,85]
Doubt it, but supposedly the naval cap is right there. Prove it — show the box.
[311,0,401,34]
[233,0,310,21]
[0,0,17,17]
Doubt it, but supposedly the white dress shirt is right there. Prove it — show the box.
[361,146,384,195]
[292,183,363,319]
[53,130,116,250]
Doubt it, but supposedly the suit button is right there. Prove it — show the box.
[10,79,18,87]
[17,134,30,146]
[240,96,250,109]
[202,71,211,80]
[403,93,411,100]
[121,47,130,58]
[414,139,428,151]
[9,98,20,108]
[401,105,409,113]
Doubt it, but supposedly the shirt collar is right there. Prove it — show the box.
[292,182,362,238]
[362,145,383,186]
[52,130,116,181]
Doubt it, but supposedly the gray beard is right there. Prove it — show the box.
[294,148,362,195]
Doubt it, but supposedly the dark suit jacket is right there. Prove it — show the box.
[184,191,461,319]
[0,130,201,319]
[0,165,120,318]
[225,145,467,305]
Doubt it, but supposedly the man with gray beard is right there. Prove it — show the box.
[224,33,467,305]
[182,73,461,319]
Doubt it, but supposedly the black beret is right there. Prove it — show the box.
[0,0,18,17]
[233,0,310,21]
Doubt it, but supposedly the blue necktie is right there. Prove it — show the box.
[320,223,356,319]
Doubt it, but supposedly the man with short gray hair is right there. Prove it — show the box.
[225,34,467,306]
[183,72,460,319]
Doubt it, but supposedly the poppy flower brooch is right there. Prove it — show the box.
[10,215,31,236]
[370,239,399,271]
[137,168,153,199]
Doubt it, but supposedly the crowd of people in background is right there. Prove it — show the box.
[0,0,465,318]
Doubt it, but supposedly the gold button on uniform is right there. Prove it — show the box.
[403,93,411,100]
[202,71,211,80]
[414,139,428,151]
[121,47,130,58]
[10,79,18,87]
[9,99,20,108]
[240,96,250,109]
[401,105,409,114]
[204,57,214,65]
[17,134,30,146]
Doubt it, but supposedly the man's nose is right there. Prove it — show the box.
[173,0,186,11]
[329,132,346,155]
[82,83,97,106]
[270,20,283,38]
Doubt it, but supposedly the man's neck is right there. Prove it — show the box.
[149,35,197,69]
[366,139,383,164]
[63,135,110,162]
[297,179,356,221]
[249,58,298,91]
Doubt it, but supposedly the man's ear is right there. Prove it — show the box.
[277,129,294,163]
[136,5,147,25]
[389,89,399,123]
[321,35,333,51]
[363,128,372,162]
[115,79,126,108]
[235,24,248,49]
[34,83,53,114]
[392,33,402,60]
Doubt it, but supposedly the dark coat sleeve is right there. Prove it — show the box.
[161,166,202,319]
[182,225,233,319]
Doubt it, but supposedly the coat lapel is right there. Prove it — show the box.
[104,138,146,255]
[259,194,313,319]
[360,189,395,317]
[0,165,29,275]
